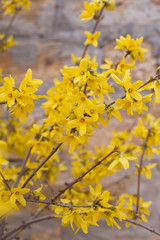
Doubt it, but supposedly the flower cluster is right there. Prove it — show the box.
[2,0,31,16]
[80,0,115,22]
[0,34,17,51]
[0,69,43,121]
[0,0,160,238]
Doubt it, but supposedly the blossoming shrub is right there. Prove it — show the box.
[0,0,160,239]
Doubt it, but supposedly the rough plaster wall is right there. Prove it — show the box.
[0,0,160,239]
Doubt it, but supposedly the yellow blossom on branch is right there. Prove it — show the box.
[80,1,96,21]
[84,31,100,47]
[0,34,17,51]
[115,34,148,61]
[2,0,31,16]
[0,69,43,121]
[9,187,30,208]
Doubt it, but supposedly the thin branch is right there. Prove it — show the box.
[26,198,92,208]
[6,203,51,240]
[0,101,7,105]
[0,171,11,237]
[135,129,151,218]
[104,175,130,189]
[0,219,6,239]
[83,83,88,95]
[124,218,160,237]
[81,3,107,94]
[81,3,106,58]
[106,77,157,109]
[0,170,11,191]
[1,214,57,240]
[30,204,49,220]
[14,147,32,188]
[21,143,62,188]
[3,10,18,39]
[2,213,160,240]
[51,146,118,202]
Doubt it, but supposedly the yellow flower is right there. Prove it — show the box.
[0,68,2,83]
[154,80,160,102]
[1,69,43,121]
[135,163,157,179]
[31,184,46,200]
[134,118,148,139]
[2,0,31,16]
[105,0,115,11]
[0,34,17,51]
[84,31,100,47]
[117,57,135,73]
[20,68,43,90]
[108,153,136,170]
[67,112,93,136]
[58,133,82,153]
[89,184,110,204]
[9,187,30,207]
[125,80,143,101]
[106,106,122,123]
[100,58,113,70]
[0,76,18,108]
[111,69,131,87]
[74,58,88,84]
[115,34,148,61]
[80,1,96,21]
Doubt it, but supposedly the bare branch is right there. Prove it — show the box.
[1,214,56,240]
[0,170,11,191]
[21,143,62,188]
[26,198,92,208]
[124,218,160,237]
[14,147,32,188]
[51,146,118,202]
[81,3,106,58]
[135,129,151,218]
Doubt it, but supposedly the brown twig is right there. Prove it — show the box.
[14,147,32,188]
[0,170,11,191]
[2,213,160,240]
[81,3,106,58]
[135,129,151,218]
[106,77,157,109]
[51,146,118,203]
[0,101,7,105]
[1,214,57,240]
[0,219,6,239]
[21,143,62,188]
[104,175,131,190]
[81,3,107,95]
[0,171,11,237]
[26,198,92,208]
[123,218,160,237]
[3,10,18,39]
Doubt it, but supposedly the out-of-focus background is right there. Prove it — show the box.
[0,0,160,239]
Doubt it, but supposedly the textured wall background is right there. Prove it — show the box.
[0,0,160,239]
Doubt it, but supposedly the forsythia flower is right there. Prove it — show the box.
[0,34,17,51]
[80,0,115,22]
[9,187,30,207]
[0,68,3,83]
[135,163,157,179]
[115,34,148,61]
[80,1,96,21]
[2,0,31,16]
[31,184,46,200]
[0,69,43,121]
[84,31,100,47]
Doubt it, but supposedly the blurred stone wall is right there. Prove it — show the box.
[0,0,160,239]
[0,0,160,83]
